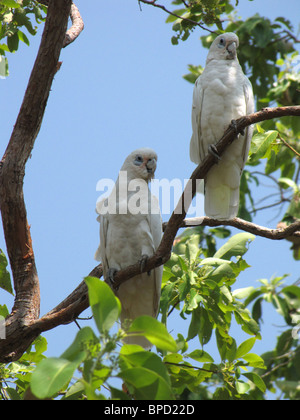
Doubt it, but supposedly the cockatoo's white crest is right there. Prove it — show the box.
[190,32,254,220]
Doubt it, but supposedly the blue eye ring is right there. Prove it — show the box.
[134,155,143,166]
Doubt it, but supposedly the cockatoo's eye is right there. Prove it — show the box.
[134,155,143,166]
[218,37,225,48]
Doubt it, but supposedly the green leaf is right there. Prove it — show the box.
[278,177,299,193]
[17,29,29,46]
[61,327,97,363]
[187,305,201,341]
[214,233,255,260]
[63,381,85,401]
[7,31,19,52]
[232,286,256,300]
[242,353,266,369]
[164,352,183,366]
[186,350,214,363]
[185,239,200,264]
[127,316,177,352]
[236,337,257,359]
[243,372,266,393]
[0,304,9,318]
[220,285,233,303]
[165,8,186,23]
[118,367,174,400]
[235,380,251,395]
[216,329,237,362]
[235,309,261,336]
[249,130,278,161]
[30,358,78,399]
[30,336,48,360]
[187,288,202,311]
[201,257,233,266]
[120,345,171,383]
[0,249,13,295]
[198,307,213,346]
[252,297,263,323]
[85,277,121,334]
[0,0,21,7]
[281,285,300,300]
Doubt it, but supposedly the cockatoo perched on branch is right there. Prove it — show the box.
[190,32,254,220]
[95,148,163,348]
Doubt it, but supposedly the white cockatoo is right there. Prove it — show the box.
[190,32,254,220]
[95,148,163,348]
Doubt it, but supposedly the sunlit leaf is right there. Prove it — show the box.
[85,277,121,334]
[127,316,177,352]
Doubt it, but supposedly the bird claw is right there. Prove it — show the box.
[107,268,119,290]
[139,254,151,276]
[230,119,244,136]
[208,144,221,162]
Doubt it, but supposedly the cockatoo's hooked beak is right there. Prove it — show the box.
[145,157,157,177]
[226,41,237,60]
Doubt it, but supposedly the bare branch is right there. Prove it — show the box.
[37,1,84,47]
[63,3,84,48]
[177,216,300,240]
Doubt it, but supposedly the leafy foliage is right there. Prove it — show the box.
[0,228,299,400]
[0,249,13,295]
[0,0,46,76]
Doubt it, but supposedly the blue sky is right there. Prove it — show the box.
[0,0,300,373]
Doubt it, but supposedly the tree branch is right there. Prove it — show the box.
[34,264,103,332]
[0,0,72,363]
[138,0,217,34]
[108,106,300,290]
[278,133,300,158]
[37,0,84,47]
[176,217,300,240]
[63,3,84,48]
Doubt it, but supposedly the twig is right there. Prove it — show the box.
[165,361,218,374]
[278,133,300,158]
[250,199,289,214]
[138,0,217,34]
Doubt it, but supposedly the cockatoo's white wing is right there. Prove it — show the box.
[241,76,255,166]
[190,76,204,164]
[94,197,109,266]
[148,194,163,317]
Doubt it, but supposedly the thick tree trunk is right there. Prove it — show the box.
[0,0,72,362]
